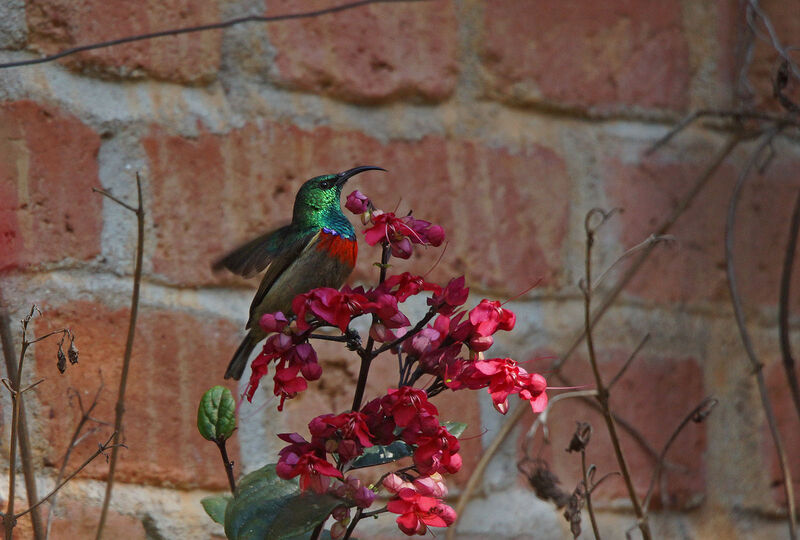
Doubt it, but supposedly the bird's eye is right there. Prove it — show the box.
[319,180,332,189]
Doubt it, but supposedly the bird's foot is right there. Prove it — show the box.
[344,328,362,351]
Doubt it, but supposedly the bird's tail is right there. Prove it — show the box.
[225,332,257,380]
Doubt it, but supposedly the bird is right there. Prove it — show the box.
[213,166,385,380]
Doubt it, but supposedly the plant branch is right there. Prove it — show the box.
[0,0,429,70]
[607,334,651,390]
[725,128,797,538]
[452,136,739,538]
[0,298,43,539]
[343,507,363,540]
[642,397,717,513]
[350,244,391,411]
[95,174,145,539]
[581,209,650,539]
[582,451,601,540]
[779,188,800,426]
[6,306,36,540]
[216,439,237,494]
[16,434,121,520]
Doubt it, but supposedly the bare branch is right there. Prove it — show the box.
[16,434,122,520]
[0,296,44,539]
[778,188,800,426]
[45,383,105,540]
[642,397,717,513]
[581,208,650,539]
[95,173,145,539]
[0,0,429,70]
[608,334,651,390]
[725,127,797,538]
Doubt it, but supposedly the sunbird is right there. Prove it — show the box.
[213,166,385,380]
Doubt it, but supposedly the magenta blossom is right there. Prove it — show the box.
[345,190,371,214]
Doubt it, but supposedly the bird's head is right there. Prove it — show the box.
[293,166,385,219]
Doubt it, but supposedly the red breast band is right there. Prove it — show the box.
[316,231,357,267]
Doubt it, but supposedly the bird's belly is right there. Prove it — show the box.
[252,247,355,323]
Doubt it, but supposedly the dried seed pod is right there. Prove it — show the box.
[57,346,67,374]
[68,340,79,364]
[565,422,592,453]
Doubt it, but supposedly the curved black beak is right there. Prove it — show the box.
[335,165,386,187]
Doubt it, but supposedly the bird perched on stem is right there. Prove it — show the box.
[213,166,385,380]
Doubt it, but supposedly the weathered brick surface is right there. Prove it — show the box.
[26,0,221,84]
[47,501,147,540]
[523,352,706,506]
[606,149,800,307]
[144,123,570,295]
[480,1,691,113]
[0,100,102,271]
[766,361,800,507]
[262,0,458,103]
[34,300,240,490]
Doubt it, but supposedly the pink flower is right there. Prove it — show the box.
[292,287,373,332]
[402,416,462,475]
[259,311,289,334]
[363,211,446,259]
[428,276,469,315]
[468,299,516,336]
[381,387,439,427]
[413,473,448,498]
[345,190,371,214]
[379,272,439,302]
[387,488,456,535]
[276,433,342,494]
[360,397,397,445]
[309,411,374,462]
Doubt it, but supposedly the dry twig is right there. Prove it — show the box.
[94,174,145,539]
[0,1,428,70]
[725,128,797,538]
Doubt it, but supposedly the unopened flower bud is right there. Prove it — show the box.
[331,505,350,522]
[382,473,405,494]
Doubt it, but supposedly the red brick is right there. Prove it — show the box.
[766,361,800,507]
[480,1,690,113]
[34,301,240,490]
[144,122,570,296]
[0,100,102,271]
[606,150,800,308]
[522,352,706,507]
[263,0,458,103]
[45,500,146,540]
[26,0,220,84]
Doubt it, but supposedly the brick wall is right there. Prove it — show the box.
[0,1,798,538]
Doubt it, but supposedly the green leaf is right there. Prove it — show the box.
[225,464,342,540]
[349,440,412,469]
[201,495,231,525]
[197,386,236,441]
[443,421,468,438]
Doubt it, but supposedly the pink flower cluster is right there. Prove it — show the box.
[383,472,456,536]
[276,388,462,495]
[346,190,444,258]
[244,313,321,410]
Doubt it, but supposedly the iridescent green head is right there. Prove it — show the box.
[292,166,385,227]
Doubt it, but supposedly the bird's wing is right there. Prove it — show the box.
[212,224,295,279]
[246,229,320,327]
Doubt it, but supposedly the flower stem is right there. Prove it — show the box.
[350,244,391,411]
